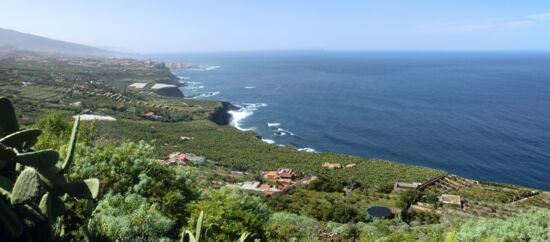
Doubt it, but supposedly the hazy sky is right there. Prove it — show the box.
[1,0,550,52]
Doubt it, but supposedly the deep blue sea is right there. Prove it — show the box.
[160,52,550,190]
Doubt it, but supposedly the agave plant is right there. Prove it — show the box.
[180,211,259,242]
[0,97,100,241]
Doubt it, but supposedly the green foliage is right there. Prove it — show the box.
[88,193,174,241]
[410,211,440,225]
[267,189,368,223]
[186,188,270,240]
[69,140,198,232]
[35,112,71,138]
[339,223,362,242]
[181,211,204,242]
[0,97,99,241]
[96,119,445,188]
[376,183,395,193]
[266,212,321,241]
[399,190,422,204]
[308,175,344,192]
[34,112,71,151]
[339,219,418,241]
[181,210,258,242]
[447,208,550,241]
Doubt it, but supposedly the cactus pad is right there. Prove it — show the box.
[0,129,42,149]
[11,168,41,205]
[16,150,59,169]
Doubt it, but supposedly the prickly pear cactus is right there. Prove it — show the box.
[10,168,40,205]
[0,97,100,241]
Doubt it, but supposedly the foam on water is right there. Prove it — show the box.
[205,65,220,71]
[245,86,256,89]
[267,122,281,127]
[192,92,220,98]
[274,127,295,136]
[262,139,275,144]
[186,85,205,90]
[228,103,268,131]
[228,110,254,131]
[297,147,317,153]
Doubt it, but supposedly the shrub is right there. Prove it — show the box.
[447,209,550,241]
[307,176,344,193]
[266,212,321,241]
[399,190,421,204]
[186,188,271,240]
[68,141,198,235]
[88,193,174,241]
[376,183,394,193]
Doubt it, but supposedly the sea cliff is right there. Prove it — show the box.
[209,101,237,125]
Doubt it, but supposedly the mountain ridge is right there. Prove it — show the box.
[0,27,110,56]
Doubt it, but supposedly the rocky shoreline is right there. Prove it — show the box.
[208,101,238,125]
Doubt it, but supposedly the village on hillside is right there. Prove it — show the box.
[153,148,548,223]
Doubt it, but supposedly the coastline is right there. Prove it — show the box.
[168,67,547,190]
[218,102,549,191]
[174,68,318,153]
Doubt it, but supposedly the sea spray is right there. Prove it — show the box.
[261,139,276,144]
[297,147,317,153]
[228,103,268,131]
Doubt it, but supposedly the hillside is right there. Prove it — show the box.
[0,27,109,56]
[1,55,549,241]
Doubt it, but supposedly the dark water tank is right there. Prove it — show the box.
[366,206,393,219]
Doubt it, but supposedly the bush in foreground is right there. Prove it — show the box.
[88,193,174,241]
[186,188,270,240]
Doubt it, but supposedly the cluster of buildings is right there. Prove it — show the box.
[66,58,165,68]
[157,152,207,166]
[227,167,317,196]
[164,62,188,69]
[263,167,296,184]
[394,179,464,215]
[226,181,283,196]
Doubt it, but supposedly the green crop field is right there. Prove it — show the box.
[94,118,445,187]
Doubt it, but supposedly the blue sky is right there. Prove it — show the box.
[1,0,550,52]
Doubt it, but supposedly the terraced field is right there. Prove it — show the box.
[516,192,550,208]
[425,175,535,203]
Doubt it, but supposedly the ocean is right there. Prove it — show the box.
[160,51,550,190]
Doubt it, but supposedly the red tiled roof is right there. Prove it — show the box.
[263,171,278,179]
[279,173,294,179]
